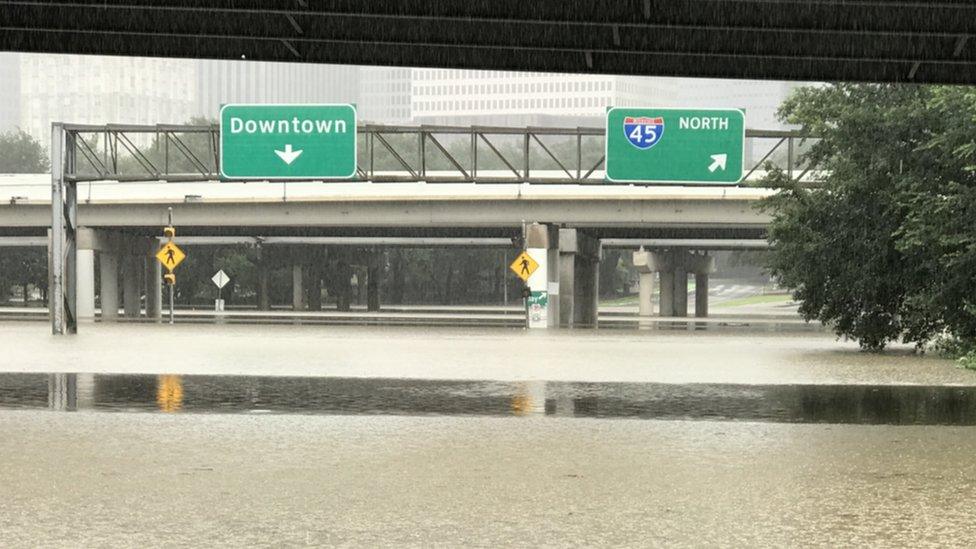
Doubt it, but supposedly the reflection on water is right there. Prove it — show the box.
[2,373,976,425]
[156,375,184,413]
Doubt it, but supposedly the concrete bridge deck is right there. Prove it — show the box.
[1,174,772,237]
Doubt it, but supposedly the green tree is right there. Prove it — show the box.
[0,130,49,173]
[761,84,976,351]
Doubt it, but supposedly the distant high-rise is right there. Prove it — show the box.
[194,60,360,120]
[0,53,20,134]
[0,52,197,147]
[409,69,680,127]
[358,67,413,123]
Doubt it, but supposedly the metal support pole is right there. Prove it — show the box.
[521,220,528,329]
[167,207,174,325]
[50,123,66,334]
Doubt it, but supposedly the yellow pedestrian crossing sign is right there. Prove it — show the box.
[510,251,539,282]
[155,242,186,272]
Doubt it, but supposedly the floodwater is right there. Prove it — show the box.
[3,323,976,545]
[4,373,976,425]
[2,322,974,386]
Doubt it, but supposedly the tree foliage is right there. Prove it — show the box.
[762,84,976,350]
[0,130,49,173]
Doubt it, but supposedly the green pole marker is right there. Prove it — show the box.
[220,104,357,180]
[605,107,745,184]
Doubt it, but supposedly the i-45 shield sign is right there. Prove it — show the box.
[606,107,745,184]
[623,116,665,150]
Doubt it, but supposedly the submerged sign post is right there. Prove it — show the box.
[605,107,745,184]
[220,104,357,179]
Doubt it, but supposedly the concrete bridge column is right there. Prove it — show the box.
[145,246,162,321]
[335,257,352,312]
[689,253,716,318]
[71,228,110,323]
[76,249,95,322]
[525,223,559,329]
[256,250,270,311]
[659,270,675,317]
[558,229,600,328]
[292,263,305,311]
[307,265,322,311]
[673,261,689,318]
[634,249,715,318]
[122,253,142,318]
[632,249,661,318]
[696,272,709,318]
[98,251,119,321]
[367,251,381,312]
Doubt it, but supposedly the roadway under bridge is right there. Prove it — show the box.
[1,1,974,84]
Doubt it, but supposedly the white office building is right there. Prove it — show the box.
[358,67,412,123]
[195,59,359,119]
[0,53,197,146]
[409,69,681,127]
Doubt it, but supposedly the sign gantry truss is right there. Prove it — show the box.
[59,124,818,185]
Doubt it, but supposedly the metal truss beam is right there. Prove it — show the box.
[60,124,819,186]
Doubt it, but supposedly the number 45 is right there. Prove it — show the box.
[630,125,657,144]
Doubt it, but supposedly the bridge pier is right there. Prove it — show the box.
[633,251,657,317]
[558,229,601,328]
[335,256,352,312]
[145,246,162,321]
[98,251,119,321]
[633,249,715,318]
[76,249,95,321]
[524,223,560,328]
[292,263,305,311]
[308,265,322,311]
[122,252,142,318]
[367,251,381,312]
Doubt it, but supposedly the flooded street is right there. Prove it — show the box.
[2,322,976,545]
[1,322,973,385]
[2,412,975,546]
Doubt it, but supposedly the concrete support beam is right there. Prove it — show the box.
[633,248,715,318]
[145,252,162,321]
[122,254,142,318]
[558,228,600,328]
[98,251,119,320]
[367,252,381,312]
[308,266,322,311]
[525,223,559,328]
[638,272,655,317]
[76,249,95,321]
[292,263,305,311]
[659,270,674,317]
[673,264,688,317]
[257,249,270,311]
[696,272,709,318]
[335,259,352,312]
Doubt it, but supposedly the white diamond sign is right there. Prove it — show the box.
[211,270,230,289]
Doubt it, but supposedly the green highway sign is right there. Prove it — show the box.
[605,107,745,184]
[220,104,357,180]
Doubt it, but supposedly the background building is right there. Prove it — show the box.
[195,59,359,120]
[0,52,799,152]
[358,67,412,123]
[0,52,197,145]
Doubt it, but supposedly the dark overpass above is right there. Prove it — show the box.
[1,0,975,84]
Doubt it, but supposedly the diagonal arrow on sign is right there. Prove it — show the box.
[708,153,728,173]
[274,144,303,165]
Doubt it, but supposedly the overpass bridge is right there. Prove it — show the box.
[1,123,812,333]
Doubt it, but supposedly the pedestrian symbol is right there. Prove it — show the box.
[155,242,186,272]
[509,251,539,283]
